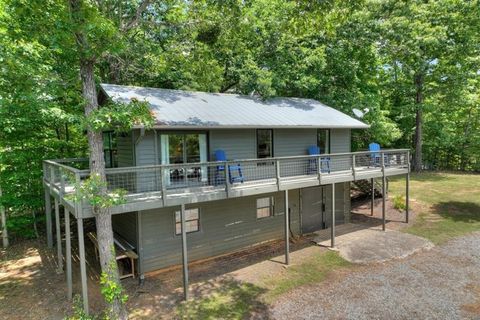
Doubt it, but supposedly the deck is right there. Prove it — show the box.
[43,149,410,218]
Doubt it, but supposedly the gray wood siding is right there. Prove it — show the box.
[112,212,138,248]
[117,132,134,167]
[122,128,352,165]
[323,182,349,226]
[329,129,351,172]
[209,129,256,160]
[134,130,158,192]
[273,129,317,157]
[140,191,299,272]
[135,130,157,166]
[330,129,351,153]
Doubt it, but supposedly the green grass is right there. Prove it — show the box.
[262,250,351,303]
[176,171,480,318]
[177,281,266,319]
[176,251,350,319]
[389,172,480,244]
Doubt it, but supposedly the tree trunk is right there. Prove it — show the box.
[69,0,128,317]
[80,58,128,320]
[0,186,8,248]
[32,209,39,239]
[413,72,424,172]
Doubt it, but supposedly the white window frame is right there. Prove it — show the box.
[175,208,200,235]
[256,196,274,219]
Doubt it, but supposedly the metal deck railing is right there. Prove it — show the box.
[43,149,410,216]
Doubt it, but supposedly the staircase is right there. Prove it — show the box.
[352,179,383,197]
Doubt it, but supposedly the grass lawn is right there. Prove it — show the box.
[177,171,480,319]
[389,172,480,244]
[176,251,351,319]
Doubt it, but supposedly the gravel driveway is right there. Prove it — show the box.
[272,232,480,320]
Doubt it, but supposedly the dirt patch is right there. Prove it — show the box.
[0,240,72,320]
[125,236,315,319]
[462,284,480,316]
[351,195,422,231]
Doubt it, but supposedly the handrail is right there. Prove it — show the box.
[44,160,85,174]
[43,149,410,215]
[43,149,410,173]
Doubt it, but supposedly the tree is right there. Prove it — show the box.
[67,0,152,318]
[372,0,480,171]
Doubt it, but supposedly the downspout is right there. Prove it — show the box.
[133,126,146,284]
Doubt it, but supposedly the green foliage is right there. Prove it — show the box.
[5,212,44,239]
[392,195,406,211]
[0,0,479,244]
[66,295,95,320]
[100,257,128,318]
[71,174,126,210]
[100,271,128,305]
[86,99,155,132]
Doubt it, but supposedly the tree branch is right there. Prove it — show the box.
[121,0,151,32]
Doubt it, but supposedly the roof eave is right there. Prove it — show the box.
[131,124,370,130]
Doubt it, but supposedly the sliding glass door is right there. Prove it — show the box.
[159,132,207,187]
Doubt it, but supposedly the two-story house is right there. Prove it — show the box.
[43,84,410,312]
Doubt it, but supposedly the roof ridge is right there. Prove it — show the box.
[100,83,321,103]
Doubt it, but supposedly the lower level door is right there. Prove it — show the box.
[301,186,325,233]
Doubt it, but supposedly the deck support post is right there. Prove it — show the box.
[331,183,335,248]
[64,209,72,300]
[371,178,374,216]
[77,217,89,313]
[54,198,63,273]
[181,204,189,300]
[284,189,289,265]
[406,173,410,224]
[45,188,53,248]
[224,162,231,198]
[381,152,386,231]
[382,174,386,232]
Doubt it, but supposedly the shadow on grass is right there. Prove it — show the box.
[406,201,480,244]
[433,201,480,223]
[177,277,270,320]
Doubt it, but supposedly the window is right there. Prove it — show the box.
[159,132,208,185]
[175,208,200,235]
[103,131,118,168]
[317,129,330,154]
[257,129,273,158]
[256,197,274,219]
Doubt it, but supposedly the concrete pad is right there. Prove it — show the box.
[314,226,434,264]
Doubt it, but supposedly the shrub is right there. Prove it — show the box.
[393,195,406,211]
[6,212,44,240]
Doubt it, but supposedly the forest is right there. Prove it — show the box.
[0,0,479,277]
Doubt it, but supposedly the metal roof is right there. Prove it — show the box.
[100,83,369,129]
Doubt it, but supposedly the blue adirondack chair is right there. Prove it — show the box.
[307,145,330,174]
[369,142,381,166]
[214,150,244,184]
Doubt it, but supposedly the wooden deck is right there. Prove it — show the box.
[44,149,410,218]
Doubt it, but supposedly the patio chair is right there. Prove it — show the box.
[214,149,244,184]
[307,145,330,174]
[369,142,382,167]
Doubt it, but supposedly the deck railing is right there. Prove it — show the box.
[44,149,410,204]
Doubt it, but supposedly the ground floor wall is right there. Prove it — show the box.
[112,183,351,274]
